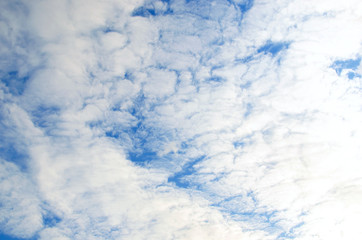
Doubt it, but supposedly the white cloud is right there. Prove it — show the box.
[0,159,43,238]
[1,0,362,239]
[143,68,177,98]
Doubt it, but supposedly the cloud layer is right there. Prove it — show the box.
[1,0,362,239]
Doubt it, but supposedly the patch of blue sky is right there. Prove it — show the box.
[31,105,60,129]
[257,41,290,57]
[210,65,225,74]
[126,123,179,168]
[43,212,61,228]
[235,55,254,64]
[125,120,180,168]
[105,127,139,158]
[105,93,176,168]
[232,0,254,14]
[0,26,39,76]
[0,112,28,170]
[104,94,141,132]
[331,57,361,78]
[131,1,173,18]
[168,155,205,188]
[233,141,246,148]
[205,76,225,83]
[0,71,29,95]
[124,71,134,81]
[128,150,158,167]
[347,71,361,79]
[105,128,129,142]
[0,142,28,171]
[0,233,36,240]
[101,26,117,33]
[132,7,156,17]
[210,36,225,46]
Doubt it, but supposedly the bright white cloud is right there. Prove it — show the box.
[1,0,362,239]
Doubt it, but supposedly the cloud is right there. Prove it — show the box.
[1,0,362,239]
[0,159,43,238]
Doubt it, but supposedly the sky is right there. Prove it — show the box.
[1,0,362,239]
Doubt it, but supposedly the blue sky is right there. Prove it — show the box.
[1,0,362,239]
[0,233,28,240]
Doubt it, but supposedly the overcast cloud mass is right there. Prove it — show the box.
[1,0,362,239]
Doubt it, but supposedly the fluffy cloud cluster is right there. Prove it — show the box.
[1,0,362,239]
